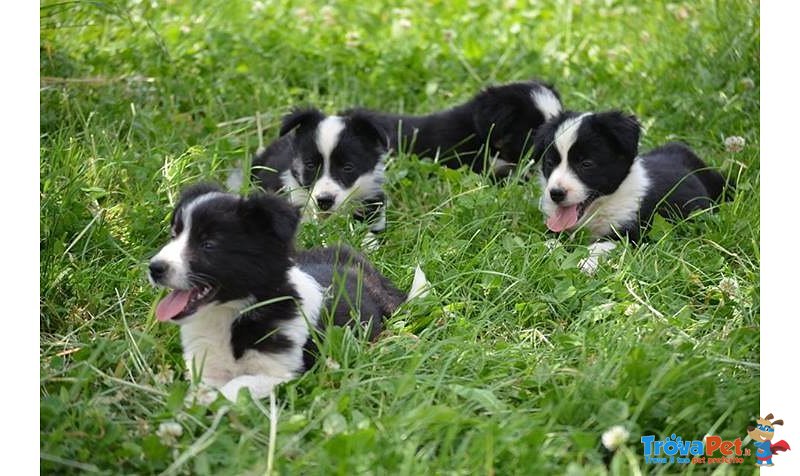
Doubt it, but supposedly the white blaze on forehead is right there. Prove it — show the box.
[315,115,345,160]
[553,113,590,161]
[311,116,346,206]
[530,86,562,121]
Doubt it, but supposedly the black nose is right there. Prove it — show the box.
[149,260,168,281]
[316,195,335,211]
[549,188,566,203]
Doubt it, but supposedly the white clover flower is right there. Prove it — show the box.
[184,382,219,407]
[724,136,745,153]
[624,303,641,317]
[718,276,740,300]
[326,357,341,370]
[544,238,560,252]
[251,1,266,13]
[509,23,521,34]
[391,8,412,17]
[442,29,455,41]
[179,25,191,35]
[739,77,755,90]
[320,5,335,25]
[345,31,361,48]
[154,365,175,386]
[396,18,412,30]
[156,421,183,445]
[196,384,219,406]
[602,425,630,451]
[294,7,312,22]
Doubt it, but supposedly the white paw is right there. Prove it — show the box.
[361,232,381,252]
[579,255,601,275]
[218,375,287,402]
[578,241,617,275]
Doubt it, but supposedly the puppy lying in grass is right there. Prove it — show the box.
[532,110,733,273]
[148,183,428,401]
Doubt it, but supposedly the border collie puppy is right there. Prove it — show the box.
[148,183,428,401]
[532,110,731,272]
[346,79,563,177]
[249,109,390,235]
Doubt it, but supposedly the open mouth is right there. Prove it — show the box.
[546,192,600,232]
[155,285,217,322]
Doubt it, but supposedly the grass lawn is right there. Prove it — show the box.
[40,0,760,474]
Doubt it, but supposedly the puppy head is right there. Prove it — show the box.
[280,108,388,213]
[533,110,640,232]
[472,80,563,165]
[148,183,300,323]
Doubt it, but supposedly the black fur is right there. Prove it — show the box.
[345,79,562,176]
[157,185,405,370]
[250,109,388,232]
[534,111,732,243]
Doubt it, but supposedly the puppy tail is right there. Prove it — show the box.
[407,265,430,301]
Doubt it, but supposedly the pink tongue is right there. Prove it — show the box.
[155,290,192,322]
[547,204,580,232]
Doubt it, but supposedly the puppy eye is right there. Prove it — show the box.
[304,161,316,170]
[201,240,216,250]
[580,159,595,168]
[342,163,354,173]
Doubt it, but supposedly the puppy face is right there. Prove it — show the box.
[533,111,641,232]
[149,183,300,323]
[473,81,563,165]
[280,109,388,213]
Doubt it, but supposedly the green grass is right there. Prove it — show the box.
[40,0,759,474]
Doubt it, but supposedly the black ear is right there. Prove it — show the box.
[238,193,301,243]
[590,111,641,159]
[347,112,389,151]
[279,107,325,137]
[531,114,563,163]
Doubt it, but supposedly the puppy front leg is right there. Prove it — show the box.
[579,241,617,275]
[219,375,289,402]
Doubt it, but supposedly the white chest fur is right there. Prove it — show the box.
[581,159,651,238]
[178,266,324,392]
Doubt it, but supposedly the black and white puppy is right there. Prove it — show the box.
[533,111,730,272]
[249,109,390,235]
[346,79,563,177]
[148,183,428,401]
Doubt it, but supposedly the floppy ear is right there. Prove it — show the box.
[765,413,774,420]
[772,419,784,426]
[591,111,641,159]
[238,193,301,243]
[531,115,562,163]
[279,107,325,137]
[347,112,389,151]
